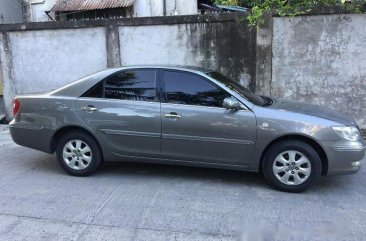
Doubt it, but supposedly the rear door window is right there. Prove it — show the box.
[104,70,156,101]
[82,69,157,102]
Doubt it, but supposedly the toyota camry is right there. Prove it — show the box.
[9,66,365,192]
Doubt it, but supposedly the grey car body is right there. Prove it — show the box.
[9,66,365,191]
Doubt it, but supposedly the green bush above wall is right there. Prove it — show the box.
[215,0,366,25]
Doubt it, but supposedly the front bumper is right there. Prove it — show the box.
[324,139,366,176]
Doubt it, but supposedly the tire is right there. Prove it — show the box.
[56,130,103,176]
[262,140,322,193]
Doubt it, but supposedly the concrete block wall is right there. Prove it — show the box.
[118,21,256,89]
[271,14,366,128]
[9,28,108,94]
[0,0,23,24]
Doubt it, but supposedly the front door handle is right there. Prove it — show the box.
[81,105,98,112]
[164,112,182,119]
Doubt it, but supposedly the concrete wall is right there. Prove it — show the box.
[0,13,256,119]
[1,11,365,129]
[9,28,107,94]
[119,21,255,88]
[272,14,366,128]
[0,27,108,116]
[0,0,23,23]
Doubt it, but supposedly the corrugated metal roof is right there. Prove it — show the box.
[50,0,135,12]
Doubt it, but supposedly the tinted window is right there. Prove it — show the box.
[83,81,103,98]
[105,70,156,101]
[207,72,267,107]
[162,71,230,107]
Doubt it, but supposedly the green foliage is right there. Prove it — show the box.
[215,0,239,5]
[215,0,365,26]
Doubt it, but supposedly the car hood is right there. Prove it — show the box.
[268,98,357,126]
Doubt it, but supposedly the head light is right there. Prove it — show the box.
[331,126,361,141]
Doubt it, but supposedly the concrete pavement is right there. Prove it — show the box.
[0,125,365,241]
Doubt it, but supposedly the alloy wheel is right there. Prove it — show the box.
[272,150,311,185]
[62,139,92,170]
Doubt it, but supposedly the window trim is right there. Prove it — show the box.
[81,68,159,102]
[159,69,234,109]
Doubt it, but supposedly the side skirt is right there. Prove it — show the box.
[105,152,257,172]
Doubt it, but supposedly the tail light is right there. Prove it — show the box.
[13,99,20,116]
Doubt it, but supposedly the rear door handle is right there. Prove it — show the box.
[81,105,98,112]
[164,112,182,119]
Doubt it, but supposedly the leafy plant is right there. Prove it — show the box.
[215,0,366,25]
[215,0,239,5]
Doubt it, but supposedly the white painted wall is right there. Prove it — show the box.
[272,14,366,128]
[134,0,176,17]
[30,2,54,22]
[0,0,23,23]
[133,0,164,17]
[174,0,198,15]
[163,0,198,16]
[119,24,205,66]
[8,28,107,94]
[133,0,153,17]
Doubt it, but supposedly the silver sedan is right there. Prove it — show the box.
[9,66,366,192]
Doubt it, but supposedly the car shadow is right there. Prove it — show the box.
[41,154,357,193]
[99,161,357,192]
[96,161,268,188]
[312,175,357,192]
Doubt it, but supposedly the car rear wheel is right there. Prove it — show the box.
[262,140,322,193]
[56,131,102,176]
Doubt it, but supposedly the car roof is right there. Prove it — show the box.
[50,65,214,97]
[110,65,214,74]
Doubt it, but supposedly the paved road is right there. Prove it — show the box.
[0,125,365,241]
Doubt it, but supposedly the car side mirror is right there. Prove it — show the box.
[223,97,241,110]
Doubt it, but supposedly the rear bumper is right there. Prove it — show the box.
[9,120,53,153]
[324,140,365,176]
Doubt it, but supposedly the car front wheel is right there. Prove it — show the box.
[262,140,322,193]
[56,131,102,176]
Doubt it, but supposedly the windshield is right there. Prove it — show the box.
[207,72,267,107]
